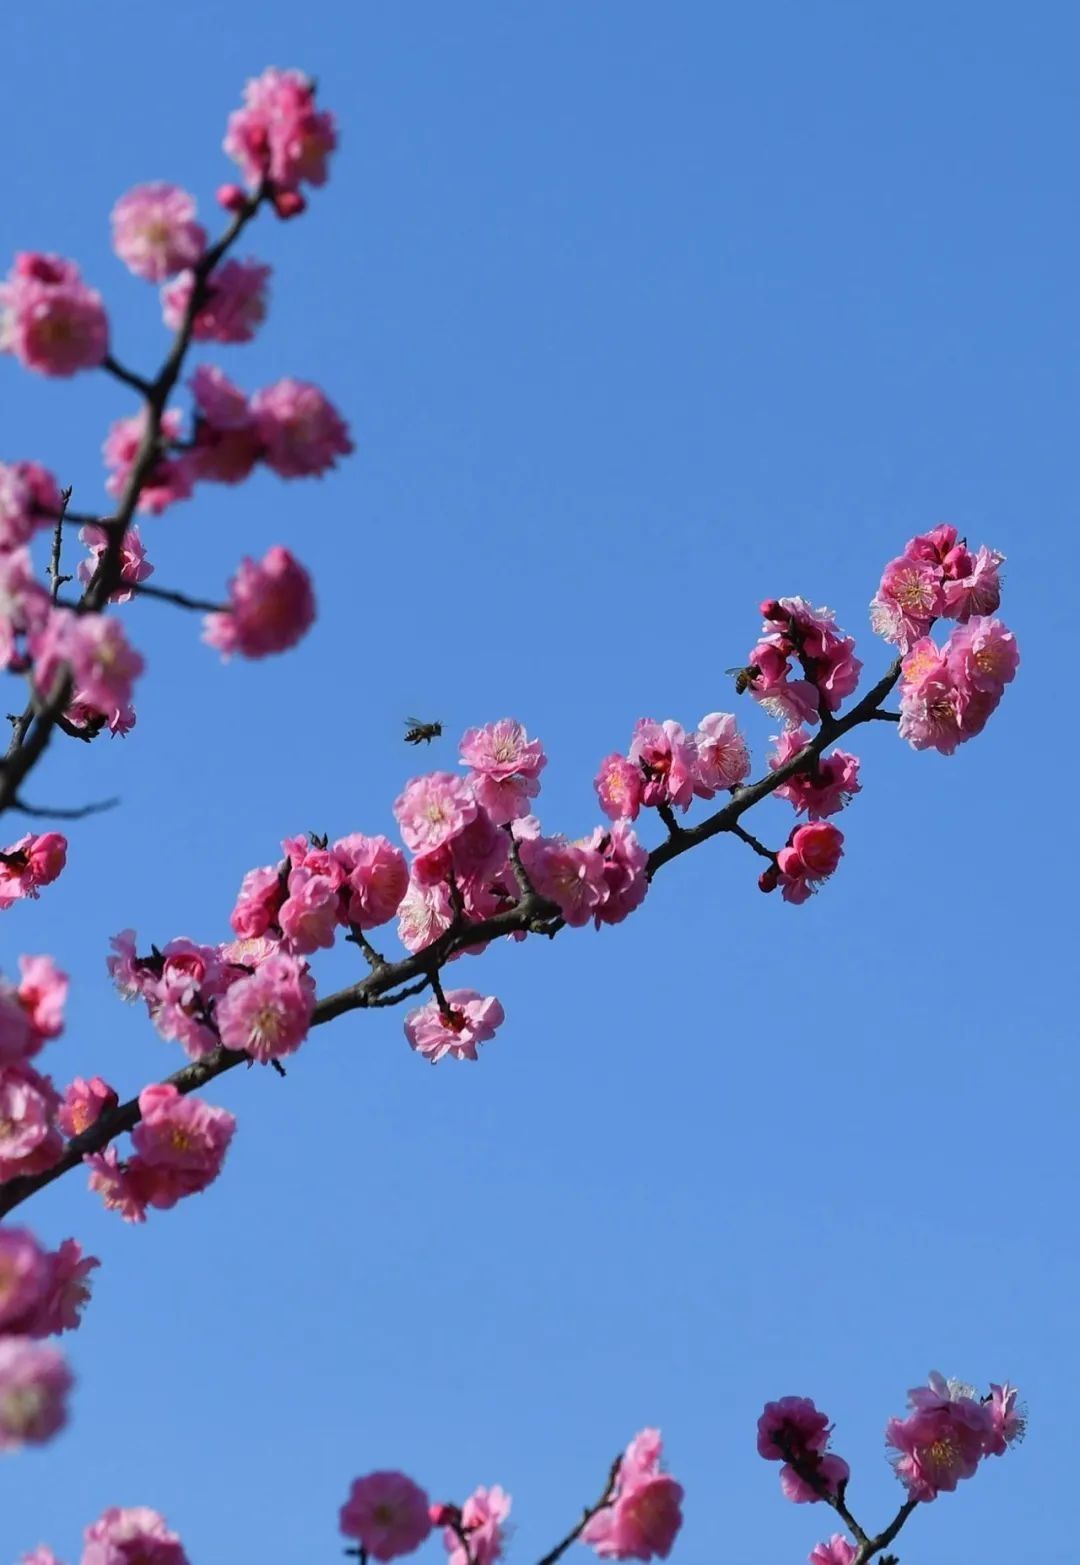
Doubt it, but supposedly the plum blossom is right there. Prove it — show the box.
[595,754,643,822]
[885,1372,996,1501]
[103,407,193,515]
[225,67,338,193]
[214,951,315,1062]
[334,834,409,929]
[772,823,844,905]
[0,460,61,551]
[404,990,505,1064]
[189,365,262,484]
[581,1428,684,1560]
[161,258,270,343]
[32,608,144,718]
[204,545,316,659]
[769,730,860,819]
[898,618,1018,755]
[748,598,861,725]
[0,1227,48,1330]
[0,253,108,376]
[59,1076,119,1138]
[0,832,67,910]
[459,720,547,823]
[14,954,68,1055]
[111,183,206,281]
[0,1338,71,1449]
[86,1087,235,1220]
[692,711,750,797]
[81,1505,189,1565]
[339,1471,433,1561]
[757,1395,849,1504]
[0,1062,63,1181]
[628,719,696,811]
[519,833,607,927]
[397,875,455,954]
[809,1537,855,1565]
[394,772,478,861]
[443,1486,511,1565]
[250,377,353,477]
[77,524,152,604]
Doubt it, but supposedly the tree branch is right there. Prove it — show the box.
[534,1455,622,1565]
[133,581,227,614]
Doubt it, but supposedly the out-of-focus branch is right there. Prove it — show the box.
[534,1455,622,1565]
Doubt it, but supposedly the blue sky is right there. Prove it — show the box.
[1,4,1074,1562]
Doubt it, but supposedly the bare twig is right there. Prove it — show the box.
[133,581,226,615]
[12,796,119,821]
[534,1455,622,1565]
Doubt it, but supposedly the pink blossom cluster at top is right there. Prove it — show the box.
[24,1505,191,1565]
[581,1428,684,1560]
[745,598,862,728]
[596,711,751,821]
[0,254,108,377]
[224,67,338,212]
[757,1395,851,1504]
[885,1372,1025,1502]
[897,617,1019,755]
[870,524,1004,652]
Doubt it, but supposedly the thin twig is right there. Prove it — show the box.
[47,488,73,604]
[534,1455,622,1565]
[102,354,154,396]
[727,821,777,863]
[133,581,226,615]
[12,796,119,820]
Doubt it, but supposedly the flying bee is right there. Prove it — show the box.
[404,717,443,745]
[725,664,760,696]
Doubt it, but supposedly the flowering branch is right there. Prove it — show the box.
[533,1454,622,1565]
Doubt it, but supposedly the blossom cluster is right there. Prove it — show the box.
[871,524,1003,652]
[338,1428,682,1564]
[758,1373,1025,1563]
[20,1503,189,1565]
[745,598,862,728]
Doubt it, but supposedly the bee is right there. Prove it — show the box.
[725,664,760,696]
[404,717,443,745]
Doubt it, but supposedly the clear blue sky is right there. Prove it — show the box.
[1,4,1073,1562]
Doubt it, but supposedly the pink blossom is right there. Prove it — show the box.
[76,524,153,604]
[106,930,161,1004]
[16,954,68,1053]
[769,730,860,819]
[103,407,194,515]
[225,68,338,192]
[121,1083,236,1210]
[0,1227,48,1331]
[204,545,316,659]
[59,1076,119,1139]
[81,1505,189,1565]
[459,720,547,823]
[0,984,32,1061]
[404,991,505,1064]
[582,1428,684,1561]
[277,867,339,954]
[85,1146,149,1223]
[757,1397,831,1461]
[111,183,206,282]
[32,608,144,717]
[584,823,650,927]
[946,615,1019,695]
[774,823,844,903]
[941,545,1004,621]
[0,253,108,376]
[394,772,478,860]
[215,951,315,1062]
[334,834,409,929]
[898,620,1018,754]
[869,556,944,650]
[250,378,353,477]
[189,365,261,484]
[780,1452,850,1504]
[161,258,270,343]
[339,1471,433,1561]
[595,754,643,821]
[443,1486,511,1565]
[397,875,455,954]
[0,832,67,909]
[886,1373,994,1501]
[986,1383,1026,1455]
[519,834,607,927]
[0,1062,62,1181]
[628,719,697,811]
[230,863,287,942]
[0,460,61,550]
[0,1338,71,1449]
[0,548,51,670]
[693,711,750,797]
[24,1239,98,1337]
[809,1536,856,1564]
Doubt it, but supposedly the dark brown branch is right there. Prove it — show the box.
[12,796,119,820]
[133,581,227,615]
[534,1455,622,1565]
[102,354,153,396]
[852,1498,919,1565]
[0,657,903,1219]
[47,488,73,604]
[728,821,777,863]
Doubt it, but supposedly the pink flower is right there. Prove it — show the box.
[869,556,944,650]
[189,365,262,484]
[585,823,650,928]
[459,720,547,823]
[809,1536,856,1564]
[277,867,339,954]
[103,407,194,515]
[58,1076,119,1139]
[581,1429,684,1561]
[32,608,144,716]
[250,378,353,477]
[77,524,153,604]
[519,834,607,927]
[0,253,108,376]
[404,991,505,1064]
[394,772,478,860]
[16,954,68,1053]
[225,68,338,192]
[334,834,409,929]
[0,832,67,910]
[886,1373,994,1501]
[692,712,750,797]
[0,460,61,550]
[397,875,455,954]
[0,1338,71,1449]
[443,1486,511,1565]
[774,823,844,903]
[340,1471,433,1561]
[22,1238,98,1337]
[214,951,315,1062]
[898,620,1017,754]
[0,1227,49,1331]
[204,545,316,659]
[769,730,860,819]
[780,1452,850,1504]
[941,545,1004,621]
[750,598,862,723]
[0,983,33,1062]
[121,1083,236,1210]
[946,615,1019,695]
[85,1146,149,1223]
[0,547,51,670]
[986,1383,1026,1455]
[595,754,644,821]
[111,183,206,282]
[757,1397,831,1461]
[81,1505,189,1565]
[161,258,270,343]
[0,1063,62,1181]
[230,864,287,940]
[628,719,696,811]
